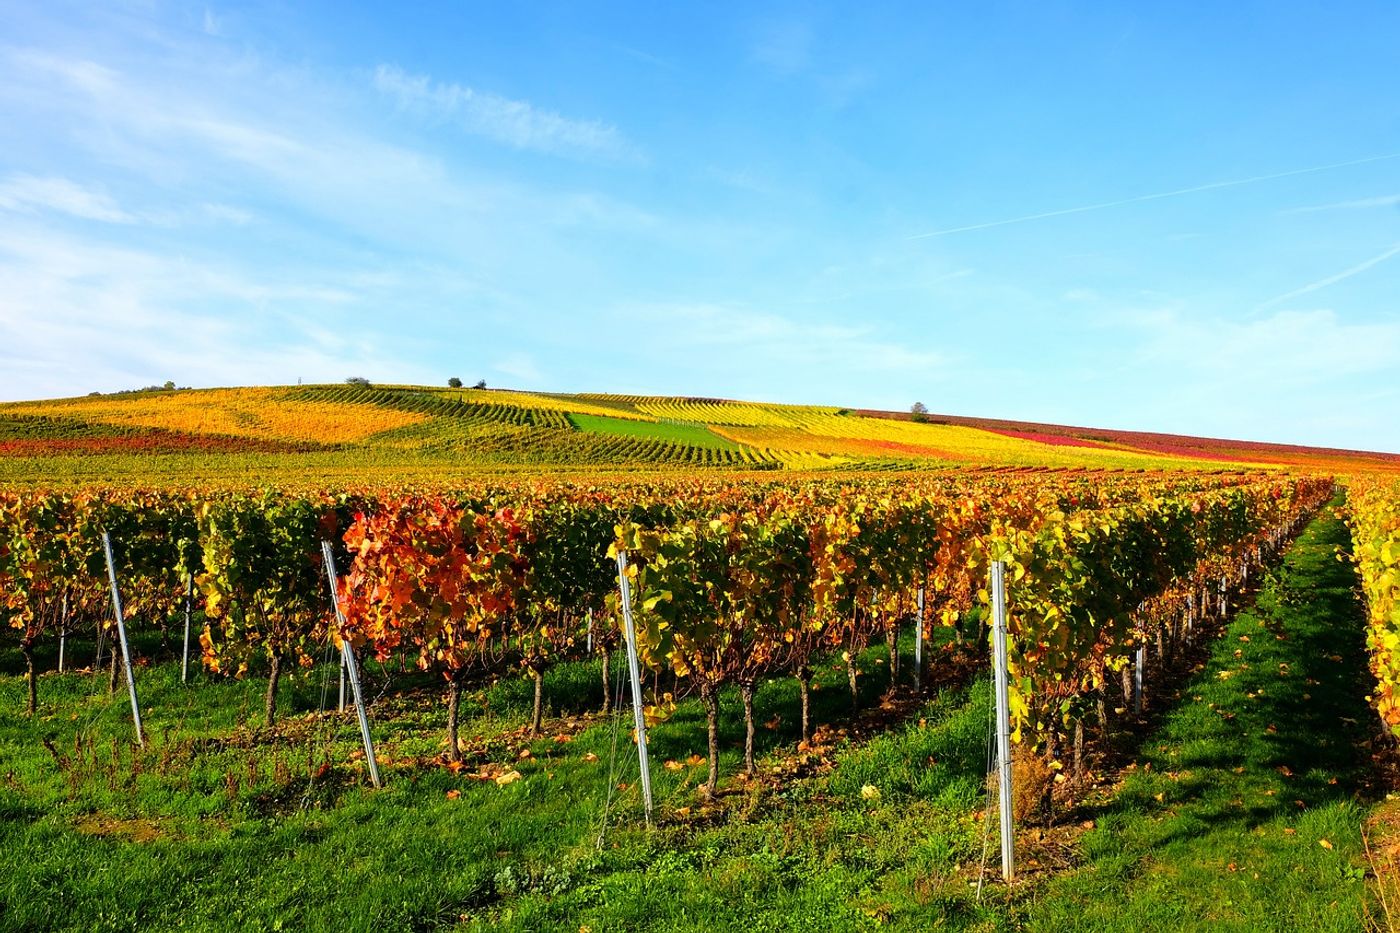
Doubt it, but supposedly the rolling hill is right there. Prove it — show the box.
[0,383,1395,486]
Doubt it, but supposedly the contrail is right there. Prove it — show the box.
[908,151,1400,239]
[1258,241,1400,309]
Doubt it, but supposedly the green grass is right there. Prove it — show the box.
[0,508,1383,931]
[566,412,742,451]
[0,621,992,932]
[1018,502,1376,932]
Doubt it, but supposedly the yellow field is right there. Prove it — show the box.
[5,387,428,444]
[715,414,1245,470]
[634,398,838,427]
[441,389,657,422]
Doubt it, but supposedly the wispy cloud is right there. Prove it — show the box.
[0,223,415,398]
[1281,193,1400,214]
[751,20,814,75]
[1131,306,1400,383]
[0,173,135,223]
[493,353,543,383]
[1258,241,1400,309]
[612,44,675,71]
[909,151,1400,239]
[1111,306,1400,448]
[624,303,946,374]
[373,65,633,160]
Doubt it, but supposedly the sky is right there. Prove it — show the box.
[1,1,1398,451]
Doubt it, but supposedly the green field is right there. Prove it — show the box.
[566,412,742,450]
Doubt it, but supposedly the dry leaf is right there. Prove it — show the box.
[1319,838,1333,850]
[582,752,599,763]
[664,759,683,771]
[495,769,523,786]
[445,789,461,800]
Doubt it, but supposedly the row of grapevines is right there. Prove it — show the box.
[613,475,1331,791]
[1,471,1327,791]
[1345,477,1400,733]
[975,477,1332,747]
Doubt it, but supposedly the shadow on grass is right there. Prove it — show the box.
[1022,502,1375,932]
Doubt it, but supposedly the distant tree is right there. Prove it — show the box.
[448,377,463,388]
[346,376,371,387]
[910,401,929,423]
[163,380,176,390]
[473,379,487,389]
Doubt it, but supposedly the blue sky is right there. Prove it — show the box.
[1,1,1398,451]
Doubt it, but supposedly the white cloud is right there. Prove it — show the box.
[0,174,135,223]
[373,65,631,160]
[751,20,814,75]
[1259,242,1400,309]
[623,303,947,373]
[198,202,253,225]
[1132,307,1400,383]
[0,224,414,400]
[493,353,543,383]
[1281,193,1400,214]
[1092,306,1400,449]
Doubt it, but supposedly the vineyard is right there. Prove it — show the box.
[5,457,1389,928]
[2,386,1398,930]
[4,384,1400,488]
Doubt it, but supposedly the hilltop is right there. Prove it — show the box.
[0,383,1395,486]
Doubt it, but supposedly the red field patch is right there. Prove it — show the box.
[0,435,314,457]
[982,428,1111,450]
